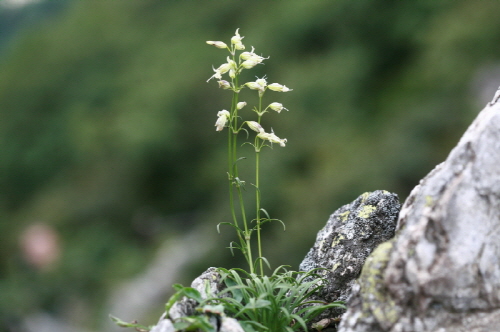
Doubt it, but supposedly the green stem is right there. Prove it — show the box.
[256,95,264,276]
[255,149,262,276]
[228,88,238,223]
[237,185,253,273]
[227,70,254,274]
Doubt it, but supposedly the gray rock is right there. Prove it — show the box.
[168,267,223,319]
[150,319,175,332]
[164,267,245,332]
[220,317,245,332]
[299,190,400,321]
[338,89,500,332]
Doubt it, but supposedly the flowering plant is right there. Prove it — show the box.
[113,29,344,332]
[207,29,291,276]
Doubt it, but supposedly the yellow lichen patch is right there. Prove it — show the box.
[339,211,350,222]
[358,205,376,218]
[318,239,325,252]
[331,262,340,272]
[425,195,434,207]
[331,234,345,247]
[359,240,400,328]
[360,192,371,203]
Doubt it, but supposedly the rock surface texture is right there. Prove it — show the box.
[338,89,500,332]
[153,268,245,332]
[299,190,401,321]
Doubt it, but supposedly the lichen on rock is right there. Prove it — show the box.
[299,190,401,322]
[338,88,500,332]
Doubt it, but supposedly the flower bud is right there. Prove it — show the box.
[217,61,231,75]
[215,110,230,131]
[246,121,264,133]
[268,102,288,113]
[245,82,261,90]
[229,68,236,79]
[218,80,231,89]
[227,57,237,69]
[231,28,245,50]
[267,83,293,92]
[206,41,228,49]
[237,102,247,110]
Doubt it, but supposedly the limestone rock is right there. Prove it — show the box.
[299,190,401,321]
[220,317,245,332]
[151,267,247,332]
[168,267,223,319]
[338,88,500,332]
[150,319,175,332]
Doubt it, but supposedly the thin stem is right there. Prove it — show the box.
[228,69,254,274]
[237,185,253,274]
[255,149,262,276]
[256,94,264,276]
[228,111,237,227]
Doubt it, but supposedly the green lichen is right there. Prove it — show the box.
[318,239,325,252]
[358,240,400,328]
[339,211,350,222]
[331,234,345,247]
[425,195,434,207]
[358,205,376,218]
[360,192,371,203]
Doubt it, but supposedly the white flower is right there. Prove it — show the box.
[256,77,267,87]
[267,83,293,92]
[246,121,264,133]
[207,68,222,82]
[257,131,287,147]
[231,28,245,50]
[240,47,256,60]
[245,77,267,93]
[206,41,228,49]
[207,64,227,82]
[241,59,260,69]
[237,102,247,110]
[207,57,237,82]
[268,102,288,113]
[240,47,267,64]
[215,110,230,131]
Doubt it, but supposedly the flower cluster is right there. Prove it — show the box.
[207,29,291,148]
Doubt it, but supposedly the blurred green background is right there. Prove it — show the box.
[1,0,500,331]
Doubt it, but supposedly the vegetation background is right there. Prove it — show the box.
[1,1,500,331]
